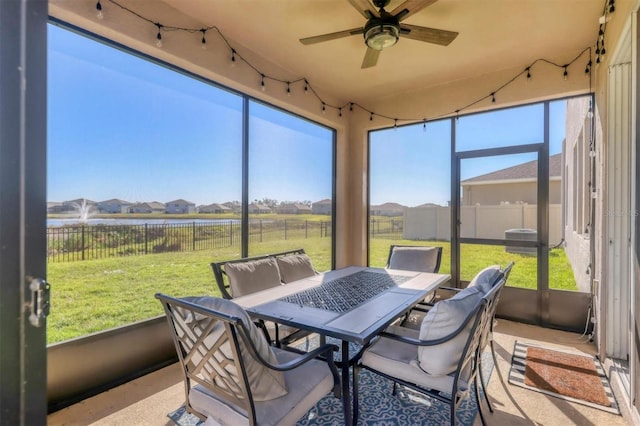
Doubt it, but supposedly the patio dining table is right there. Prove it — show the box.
[233,265,450,425]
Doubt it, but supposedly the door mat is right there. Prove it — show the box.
[508,341,619,415]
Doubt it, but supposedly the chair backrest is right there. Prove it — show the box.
[211,248,310,299]
[386,245,443,273]
[480,262,513,349]
[156,293,268,423]
[451,278,504,398]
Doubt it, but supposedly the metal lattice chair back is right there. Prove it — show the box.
[158,295,253,416]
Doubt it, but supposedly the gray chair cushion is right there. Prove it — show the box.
[388,246,440,273]
[417,285,484,376]
[190,348,336,426]
[182,296,288,401]
[361,326,468,395]
[225,257,282,297]
[466,264,501,294]
[276,253,316,283]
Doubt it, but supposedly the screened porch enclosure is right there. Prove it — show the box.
[1,0,638,424]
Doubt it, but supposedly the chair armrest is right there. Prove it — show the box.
[272,344,339,371]
[237,322,338,371]
[378,301,482,347]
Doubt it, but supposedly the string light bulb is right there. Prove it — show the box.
[491,92,496,103]
[200,29,207,50]
[322,103,326,114]
[260,74,266,91]
[96,0,103,19]
[230,49,236,66]
[286,82,291,96]
[394,119,398,129]
[370,113,374,121]
[526,67,532,81]
[422,119,427,132]
[563,65,568,80]
[349,103,353,112]
[155,23,163,48]
[339,108,342,118]
[303,80,308,94]
[585,59,592,76]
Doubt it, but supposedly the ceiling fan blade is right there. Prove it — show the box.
[399,24,458,46]
[347,0,379,19]
[299,28,364,45]
[361,47,380,69]
[391,0,439,21]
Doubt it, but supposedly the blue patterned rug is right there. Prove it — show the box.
[168,351,492,425]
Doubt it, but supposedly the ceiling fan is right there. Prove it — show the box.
[299,0,458,69]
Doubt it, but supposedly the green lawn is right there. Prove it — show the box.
[47,236,576,344]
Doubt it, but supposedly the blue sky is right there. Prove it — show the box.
[369,101,566,206]
[48,24,568,208]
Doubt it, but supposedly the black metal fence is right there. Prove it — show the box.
[47,219,332,262]
[369,217,403,239]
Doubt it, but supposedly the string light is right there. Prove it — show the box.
[422,119,427,132]
[155,23,162,48]
[100,0,597,128]
[200,29,207,50]
[96,0,103,19]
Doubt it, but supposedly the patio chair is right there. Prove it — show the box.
[386,245,443,273]
[353,272,506,426]
[210,249,315,346]
[156,293,341,426]
[386,245,443,309]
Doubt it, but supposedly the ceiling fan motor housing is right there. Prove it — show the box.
[364,11,400,50]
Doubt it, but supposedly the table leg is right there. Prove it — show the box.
[341,340,352,426]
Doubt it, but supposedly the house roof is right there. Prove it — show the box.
[313,199,332,205]
[462,153,562,184]
[98,198,132,205]
[201,203,231,210]
[166,199,195,205]
[371,202,405,210]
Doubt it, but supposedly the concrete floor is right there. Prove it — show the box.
[48,320,632,426]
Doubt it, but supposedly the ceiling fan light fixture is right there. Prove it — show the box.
[365,23,399,50]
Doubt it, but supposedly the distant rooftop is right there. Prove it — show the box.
[462,153,561,184]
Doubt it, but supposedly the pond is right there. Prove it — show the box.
[47,218,240,227]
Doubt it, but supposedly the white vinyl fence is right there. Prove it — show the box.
[403,204,562,246]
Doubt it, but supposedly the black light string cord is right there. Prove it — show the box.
[98,0,607,125]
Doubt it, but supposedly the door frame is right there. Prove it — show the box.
[0,0,49,424]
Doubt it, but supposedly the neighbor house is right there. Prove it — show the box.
[198,203,231,214]
[129,201,166,214]
[311,198,332,215]
[370,202,405,217]
[165,199,196,214]
[96,198,133,214]
[276,203,312,214]
[461,153,562,205]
